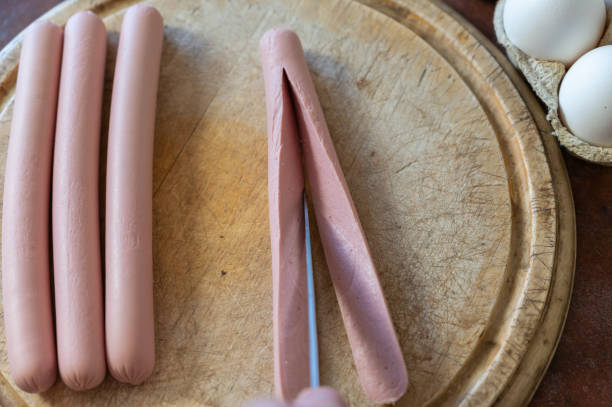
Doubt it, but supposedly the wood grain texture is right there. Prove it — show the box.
[442,3,612,406]
[0,0,575,406]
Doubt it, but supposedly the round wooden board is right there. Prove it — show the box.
[0,0,575,406]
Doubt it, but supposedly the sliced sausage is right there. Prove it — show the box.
[294,386,347,407]
[260,29,408,404]
[262,45,310,400]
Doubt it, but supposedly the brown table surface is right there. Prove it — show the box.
[0,0,610,406]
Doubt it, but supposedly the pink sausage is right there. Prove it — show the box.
[1,21,62,393]
[260,29,408,404]
[244,388,346,407]
[52,11,107,391]
[294,387,347,407]
[105,4,163,385]
[262,45,310,400]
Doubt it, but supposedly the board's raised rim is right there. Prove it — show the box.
[447,2,577,406]
[0,1,576,406]
[356,0,575,406]
[430,2,575,406]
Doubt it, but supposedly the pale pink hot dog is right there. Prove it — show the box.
[1,20,62,393]
[263,35,310,400]
[293,387,347,407]
[244,387,347,407]
[105,4,163,385]
[52,11,107,391]
[261,29,408,404]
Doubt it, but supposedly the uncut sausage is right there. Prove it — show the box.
[105,4,163,385]
[52,11,107,391]
[1,20,62,393]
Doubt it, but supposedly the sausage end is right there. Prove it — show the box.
[107,352,154,385]
[363,368,409,404]
[27,19,62,37]
[260,28,302,56]
[11,357,57,393]
[65,10,106,36]
[124,4,163,28]
[294,387,348,407]
[60,362,106,391]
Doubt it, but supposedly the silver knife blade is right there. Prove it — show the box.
[304,192,320,387]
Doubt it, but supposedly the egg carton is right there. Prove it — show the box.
[494,0,612,165]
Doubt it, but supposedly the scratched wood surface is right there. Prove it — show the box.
[0,0,575,406]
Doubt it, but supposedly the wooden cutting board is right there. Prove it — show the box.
[0,0,575,406]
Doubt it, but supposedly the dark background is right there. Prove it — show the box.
[0,0,610,405]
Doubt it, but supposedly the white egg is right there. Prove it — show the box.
[503,0,606,65]
[559,45,612,147]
